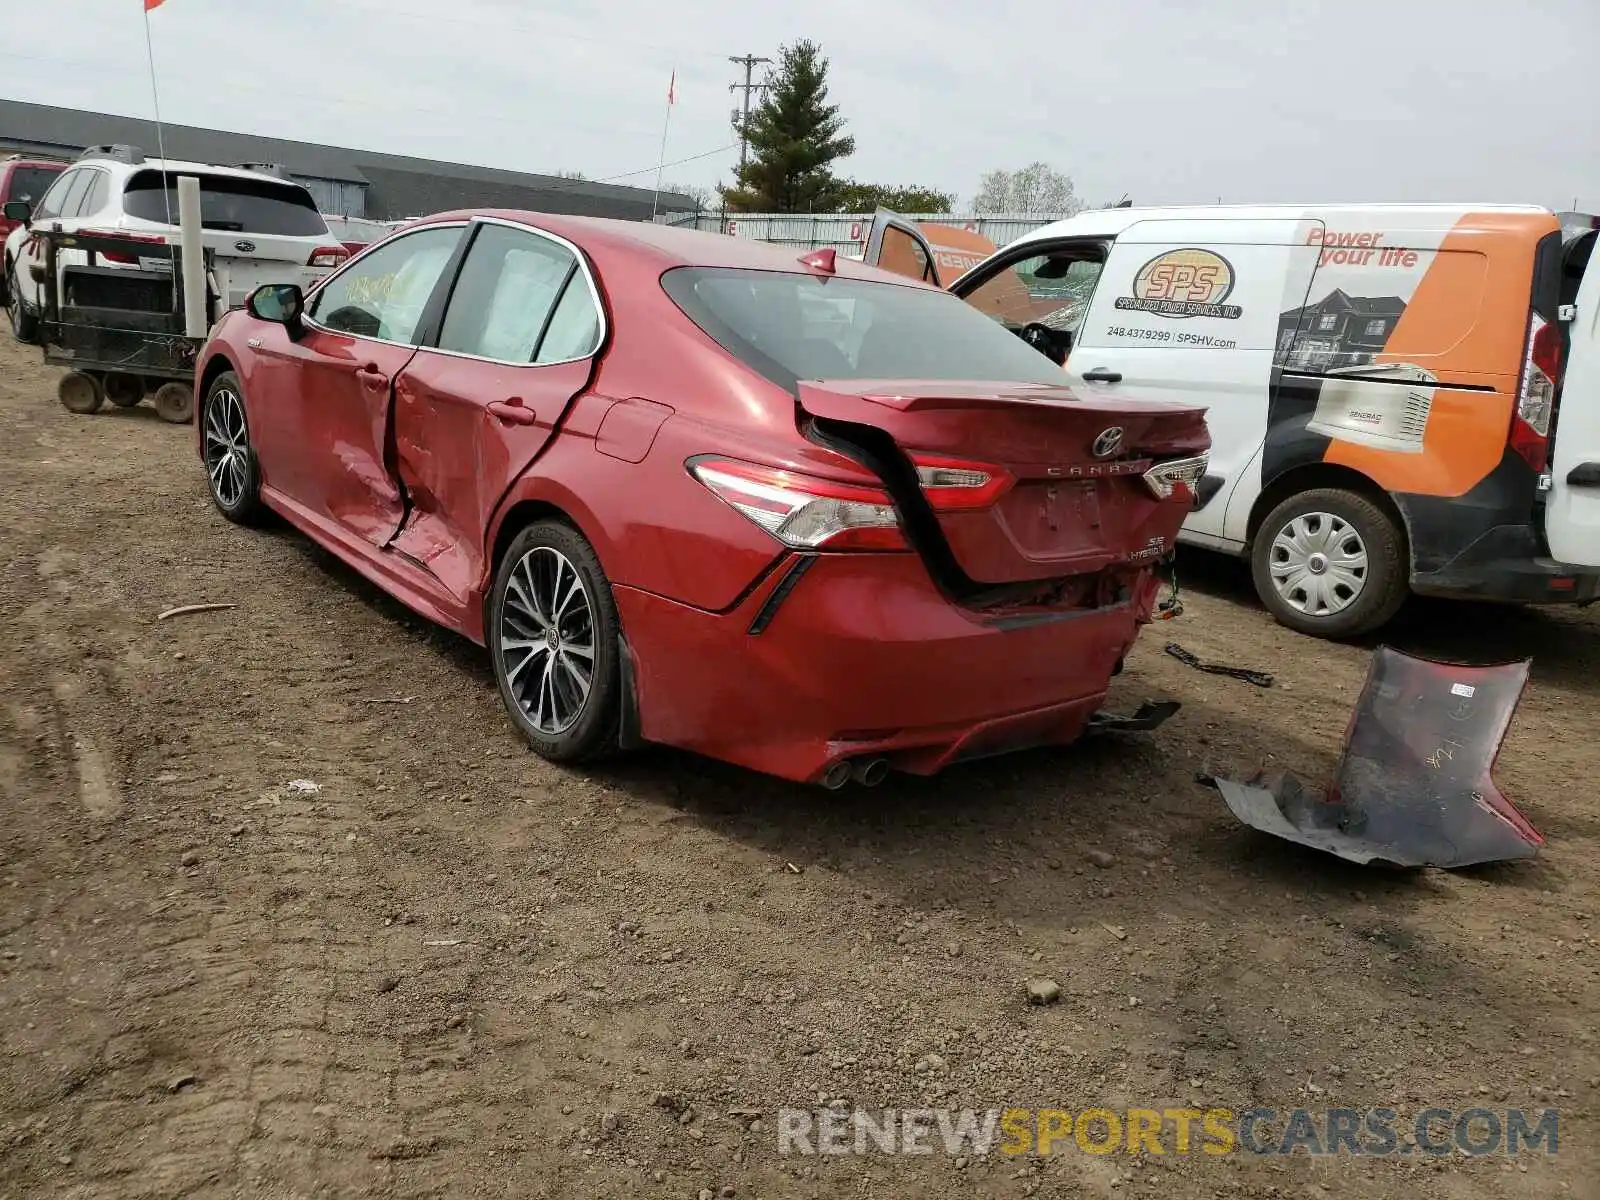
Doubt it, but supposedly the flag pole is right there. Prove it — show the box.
[650,69,675,220]
[141,0,174,226]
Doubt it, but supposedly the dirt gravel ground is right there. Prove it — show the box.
[0,333,1595,1200]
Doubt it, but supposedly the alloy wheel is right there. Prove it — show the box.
[7,270,22,335]
[203,388,250,509]
[1268,511,1369,617]
[500,546,596,735]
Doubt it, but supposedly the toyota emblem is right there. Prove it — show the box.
[1091,427,1125,459]
[234,239,256,253]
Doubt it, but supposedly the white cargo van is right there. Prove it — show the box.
[864,205,1600,638]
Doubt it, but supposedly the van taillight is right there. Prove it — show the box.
[1510,312,1562,473]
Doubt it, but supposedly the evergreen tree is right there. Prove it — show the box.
[721,41,855,213]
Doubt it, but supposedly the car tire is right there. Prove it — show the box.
[201,371,264,524]
[7,262,39,345]
[489,520,622,763]
[1251,487,1408,639]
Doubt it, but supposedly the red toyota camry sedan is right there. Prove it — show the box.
[194,211,1208,786]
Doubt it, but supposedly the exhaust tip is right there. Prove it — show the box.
[819,760,852,790]
[851,758,890,787]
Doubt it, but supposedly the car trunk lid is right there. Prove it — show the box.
[796,379,1209,585]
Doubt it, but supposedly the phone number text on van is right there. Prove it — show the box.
[1106,325,1236,350]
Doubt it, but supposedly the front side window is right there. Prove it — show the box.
[438,224,599,362]
[961,250,1105,335]
[308,226,461,343]
[122,171,328,235]
[664,267,1068,391]
[32,170,78,221]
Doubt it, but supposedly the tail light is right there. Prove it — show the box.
[1511,311,1562,472]
[1142,453,1209,501]
[308,246,349,268]
[690,457,907,551]
[910,454,1014,511]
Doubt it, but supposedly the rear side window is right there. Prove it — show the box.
[662,267,1067,391]
[5,166,64,205]
[58,170,95,218]
[122,171,328,236]
[437,223,598,362]
[81,171,110,217]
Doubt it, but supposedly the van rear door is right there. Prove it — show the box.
[1545,228,1600,566]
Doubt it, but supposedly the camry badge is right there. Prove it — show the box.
[1091,427,1125,459]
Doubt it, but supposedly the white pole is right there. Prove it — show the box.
[651,69,676,220]
[177,175,206,338]
[141,4,174,228]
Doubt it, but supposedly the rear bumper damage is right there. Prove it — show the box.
[1213,647,1543,868]
[614,551,1169,785]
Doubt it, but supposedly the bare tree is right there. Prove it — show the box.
[971,163,1080,215]
[664,182,716,212]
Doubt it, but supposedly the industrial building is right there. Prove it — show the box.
[0,98,696,222]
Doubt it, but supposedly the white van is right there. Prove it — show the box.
[864,205,1600,638]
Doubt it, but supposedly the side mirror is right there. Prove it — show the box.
[2,200,31,225]
[247,283,304,332]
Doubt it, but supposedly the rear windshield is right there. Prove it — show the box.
[662,267,1068,391]
[5,166,64,205]
[122,170,328,236]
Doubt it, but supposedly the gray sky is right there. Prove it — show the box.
[5,0,1598,210]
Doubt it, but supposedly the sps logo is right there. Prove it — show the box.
[1116,248,1242,320]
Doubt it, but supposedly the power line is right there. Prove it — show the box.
[727,54,772,175]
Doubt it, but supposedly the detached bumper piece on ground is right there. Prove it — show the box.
[1213,647,1544,868]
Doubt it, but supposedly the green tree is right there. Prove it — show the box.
[720,40,855,213]
[829,181,955,213]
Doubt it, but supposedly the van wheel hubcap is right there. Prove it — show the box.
[1269,512,1368,617]
[500,547,594,735]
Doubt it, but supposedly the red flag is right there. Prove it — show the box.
[667,70,676,106]
[144,0,165,9]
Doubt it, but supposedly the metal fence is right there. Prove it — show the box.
[651,211,1074,254]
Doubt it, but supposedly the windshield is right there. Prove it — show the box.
[123,171,328,236]
[662,267,1069,391]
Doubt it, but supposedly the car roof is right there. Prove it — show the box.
[408,209,937,285]
[78,155,305,185]
[1012,202,1556,247]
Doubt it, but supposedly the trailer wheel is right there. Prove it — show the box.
[58,372,105,415]
[104,373,145,408]
[152,382,195,424]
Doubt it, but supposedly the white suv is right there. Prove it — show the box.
[3,144,349,342]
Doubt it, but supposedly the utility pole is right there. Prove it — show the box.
[728,54,772,174]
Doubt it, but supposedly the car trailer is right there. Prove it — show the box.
[34,226,216,424]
